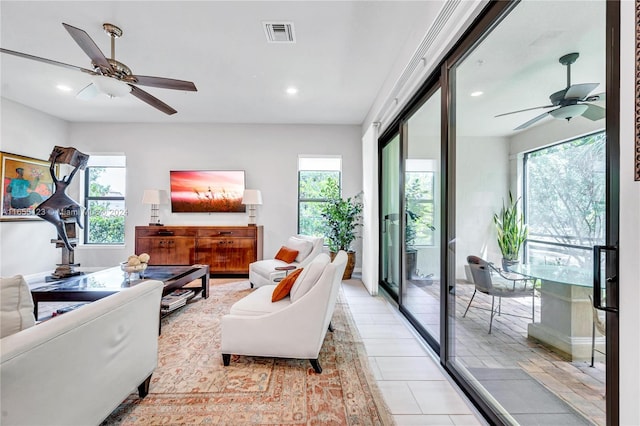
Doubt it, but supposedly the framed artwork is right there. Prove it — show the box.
[0,151,55,221]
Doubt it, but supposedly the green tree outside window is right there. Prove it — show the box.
[85,167,125,244]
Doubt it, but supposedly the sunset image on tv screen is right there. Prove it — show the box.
[170,170,245,213]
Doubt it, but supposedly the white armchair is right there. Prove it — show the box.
[222,250,347,373]
[249,235,324,288]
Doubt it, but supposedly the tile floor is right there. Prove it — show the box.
[341,278,487,426]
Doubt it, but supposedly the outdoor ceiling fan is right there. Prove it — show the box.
[0,22,197,115]
[496,52,605,131]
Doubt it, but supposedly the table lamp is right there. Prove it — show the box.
[142,189,163,226]
[241,189,262,226]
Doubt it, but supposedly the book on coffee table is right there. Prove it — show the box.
[161,289,195,311]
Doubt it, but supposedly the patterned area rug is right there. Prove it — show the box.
[102,280,393,425]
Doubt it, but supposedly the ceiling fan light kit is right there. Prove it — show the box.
[496,51,605,130]
[91,74,131,98]
[0,22,197,115]
[549,104,589,121]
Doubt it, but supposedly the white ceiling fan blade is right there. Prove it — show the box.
[514,111,550,130]
[565,83,599,100]
[581,103,606,121]
[76,83,99,100]
[495,104,554,118]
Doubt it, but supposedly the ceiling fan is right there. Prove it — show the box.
[0,22,197,115]
[496,52,605,131]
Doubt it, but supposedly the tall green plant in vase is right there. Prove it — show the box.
[493,192,528,271]
[320,179,363,279]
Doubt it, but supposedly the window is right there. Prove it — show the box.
[405,160,436,246]
[83,155,126,245]
[524,132,606,267]
[298,156,341,237]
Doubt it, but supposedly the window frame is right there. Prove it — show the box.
[405,170,436,247]
[82,156,126,246]
[522,130,606,266]
[297,156,342,237]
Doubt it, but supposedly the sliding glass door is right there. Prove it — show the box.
[376,0,619,422]
[400,88,442,346]
[380,135,401,299]
[444,1,617,424]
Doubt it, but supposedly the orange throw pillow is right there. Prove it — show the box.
[272,268,303,302]
[274,246,299,264]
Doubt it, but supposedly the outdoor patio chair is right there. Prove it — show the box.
[464,255,537,334]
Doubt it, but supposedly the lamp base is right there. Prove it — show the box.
[149,223,164,226]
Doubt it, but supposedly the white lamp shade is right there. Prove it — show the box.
[91,75,132,98]
[241,189,263,205]
[550,104,588,120]
[142,189,161,205]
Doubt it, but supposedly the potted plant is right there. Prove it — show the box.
[320,180,363,279]
[493,192,528,271]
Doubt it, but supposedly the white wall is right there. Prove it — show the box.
[0,99,70,277]
[68,122,362,269]
[455,136,509,277]
[618,1,640,423]
[361,124,379,294]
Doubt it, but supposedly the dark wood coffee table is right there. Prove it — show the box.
[30,264,209,319]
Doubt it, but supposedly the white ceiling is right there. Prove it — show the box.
[454,0,606,137]
[0,1,442,125]
[1,1,607,135]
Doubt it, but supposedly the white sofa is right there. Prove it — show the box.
[249,235,324,288]
[0,278,164,426]
[222,250,347,373]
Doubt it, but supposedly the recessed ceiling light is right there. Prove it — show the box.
[56,84,73,92]
[286,86,298,95]
[470,91,483,97]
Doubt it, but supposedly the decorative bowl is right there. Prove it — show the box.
[120,261,148,274]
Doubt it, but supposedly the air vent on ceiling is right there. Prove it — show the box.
[263,21,296,43]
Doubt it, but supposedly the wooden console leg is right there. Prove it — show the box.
[222,353,231,366]
[138,374,152,398]
[309,359,322,374]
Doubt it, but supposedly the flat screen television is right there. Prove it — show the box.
[169,170,246,213]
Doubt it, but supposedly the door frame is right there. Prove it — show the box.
[604,0,620,423]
